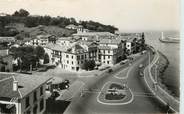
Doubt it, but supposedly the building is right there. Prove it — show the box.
[30,35,51,46]
[57,37,74,47]
[65,24,78,30]
[61,43,89,71]
[65,24,89,33]
[98,46,118,66]
[44,43,68,66]
[48,35,57,44]
[73,32,115,42]
[0,73,52,114]
[99,39,121,48]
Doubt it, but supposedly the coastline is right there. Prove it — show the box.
[159,37,180,43]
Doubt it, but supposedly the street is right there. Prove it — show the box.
[64,52,167,114]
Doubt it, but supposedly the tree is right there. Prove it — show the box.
[44,53,50,64]
[35,46,45,59]
[12,9,29,17]
[83,60,96,70]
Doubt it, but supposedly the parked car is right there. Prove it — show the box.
[120,59,129,65]
[139,64,143,68]
[108,68,113,73]
[99,66,110,71]
[141,50,147,55]
[50,91,60,100]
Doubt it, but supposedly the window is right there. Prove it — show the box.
[39,98,44,112]
[108,50,110,53]
[108,56,110,59]
[72,67,75,70]
[40,86,43,96]
[33,91,37,102]
[107,61,110,64]
[72,61,73,65]
[25,96,30,108]
[67,60,69,64]
[66,55,69,58]
[71,55,73,59]
[104,56,105,59]
[77,56,80,60]
[33,105,38,114]
[103,50,105,54]
[81,55,84,59]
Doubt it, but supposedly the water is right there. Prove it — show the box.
[145,31,180,97]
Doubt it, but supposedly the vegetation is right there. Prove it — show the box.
[0,9,118,37]
[10,46,45,71]
[82,60,96,71]
[109,83,124,89]
[44,53,50,64]
[105,93,125,100]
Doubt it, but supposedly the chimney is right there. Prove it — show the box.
[13,81,18,91]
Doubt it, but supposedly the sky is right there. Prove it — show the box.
[0,0,180,32]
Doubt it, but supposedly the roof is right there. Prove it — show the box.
[73,32,115,37]
[98,46,116,50]
[58,37,73,41]
[99,39,121,44]
[44,43,68,52]
[0,37,15,43]
[0,73,52,100]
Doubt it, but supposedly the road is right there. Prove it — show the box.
[64,52,167,114]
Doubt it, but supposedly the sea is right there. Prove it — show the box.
[145,31,180,97]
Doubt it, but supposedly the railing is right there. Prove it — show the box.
[144,46,179,112]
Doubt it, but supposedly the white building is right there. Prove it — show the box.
[30,35,51,46]
[0,73,52,114]
[98,46,118,66]
[61,44,89,71]
[73,32,115,42]
[57,37,74,47]
[99,39,121,48]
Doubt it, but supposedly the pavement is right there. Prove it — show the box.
[63,52,167,114]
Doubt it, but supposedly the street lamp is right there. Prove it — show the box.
[154,64,158,91]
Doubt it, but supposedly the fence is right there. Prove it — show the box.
[144,47,179,112]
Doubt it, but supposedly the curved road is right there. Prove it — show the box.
[64,52,167,114]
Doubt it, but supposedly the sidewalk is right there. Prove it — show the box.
[56,80,84,101]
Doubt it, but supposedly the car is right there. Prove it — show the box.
[108,68,113,73]
[50,91,60,100]
[141,50,147,55]
[99,66,110,71]
[139,71,144,77]
[139,64,143,68]
[120,59,129,65]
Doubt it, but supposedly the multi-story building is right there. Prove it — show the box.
[99,39,121,48]
[0,73,52,114]
[73,32,115,42]
[57,37,73,47]
[30,35,51,46]
[44,43,68,66]
[61,43,88,71]
[98,46,118,66]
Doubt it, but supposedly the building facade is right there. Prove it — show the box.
[0,73,51,114]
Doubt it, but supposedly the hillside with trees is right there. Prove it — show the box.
[0,9,118,37]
